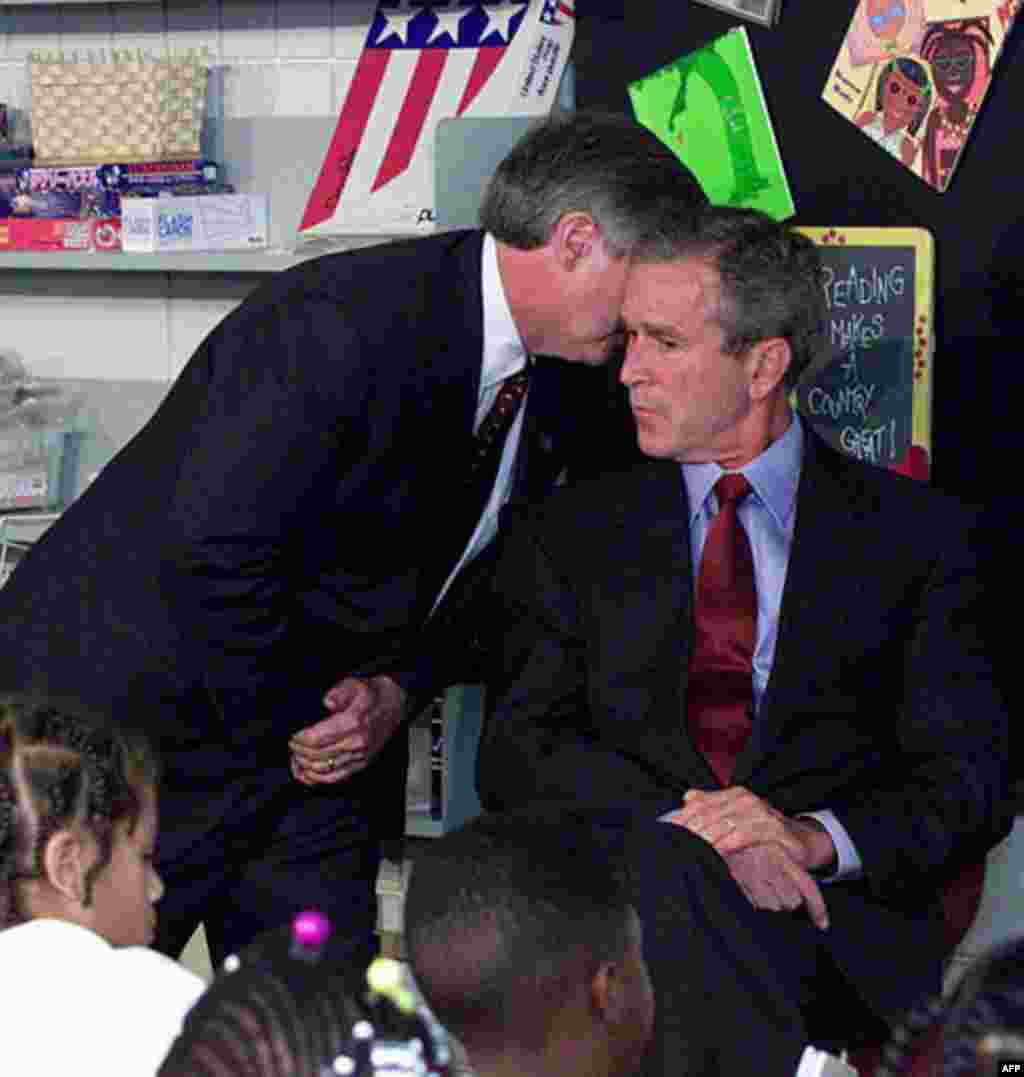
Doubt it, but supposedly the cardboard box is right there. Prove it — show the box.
[0,188,121,219]
[0,217,121,252]
[119,193,268,253]
[17,159,220,193]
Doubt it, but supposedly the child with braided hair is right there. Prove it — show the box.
[0,693,205,1076]
[158,910,452,1077]
[872,935,1024,1077]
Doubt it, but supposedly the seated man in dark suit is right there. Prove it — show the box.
[403,812,655,1077]
[476,205,1011,1077]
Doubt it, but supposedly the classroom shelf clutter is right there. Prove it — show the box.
[0,51,267,254]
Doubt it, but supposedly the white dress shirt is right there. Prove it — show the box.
[431,233,529,613]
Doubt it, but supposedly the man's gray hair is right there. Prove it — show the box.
[480,109,707,259]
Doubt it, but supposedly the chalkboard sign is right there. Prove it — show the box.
[793,227,934,481]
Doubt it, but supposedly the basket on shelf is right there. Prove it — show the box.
[29,49,209,165]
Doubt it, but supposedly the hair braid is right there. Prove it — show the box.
[874,937,1024,1076]
[159,918,449,1077]
[176,1012,258,1077]
[0,732,20,927]
[873,993,947,1077]
[0,695,157,926]
[163,962,365,1076]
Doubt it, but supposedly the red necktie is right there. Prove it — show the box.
[686,473,757,786]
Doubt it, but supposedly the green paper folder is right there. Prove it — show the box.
[627,26,795,221]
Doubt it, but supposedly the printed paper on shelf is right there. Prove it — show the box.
[298,0,575,240]
[821,0,1021,192]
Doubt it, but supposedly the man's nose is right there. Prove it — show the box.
[619,338,645,385]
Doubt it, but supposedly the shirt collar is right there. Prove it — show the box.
[681,410,803,531]
[481,233,528,391]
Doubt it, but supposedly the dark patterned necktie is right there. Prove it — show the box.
[472,367,531,472]
[686,473,757,786]
[452,365,531,552]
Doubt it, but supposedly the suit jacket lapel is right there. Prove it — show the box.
[449,231,487,443]
[512,357,564,499]
[731,430,868,783]
[606,462,722,788]
[514,357,642,497]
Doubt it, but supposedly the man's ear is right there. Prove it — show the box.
[41,828,91,905]
[550,211,600,272]
[747,337,792,401]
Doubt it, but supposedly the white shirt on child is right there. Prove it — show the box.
[0,917,206,1076]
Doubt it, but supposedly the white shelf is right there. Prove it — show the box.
[0,236,404,273]
[0,251,302,273]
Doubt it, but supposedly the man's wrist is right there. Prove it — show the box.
[796,817,839,875]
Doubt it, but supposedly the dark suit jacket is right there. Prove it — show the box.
[0,230,636,853]
[477,428,1011,1019]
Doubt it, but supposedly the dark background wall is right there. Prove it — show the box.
[574,2,1020,795]
[575,1,1023,503]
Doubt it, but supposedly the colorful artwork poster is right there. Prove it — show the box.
[627,26,795,221]
[822,0,1020,192]
[793,227,934,481]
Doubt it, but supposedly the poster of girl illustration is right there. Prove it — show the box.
[919,18,994,189]
[822,0,1021,191]
[855,57,933,167]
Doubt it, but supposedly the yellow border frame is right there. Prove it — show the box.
[795,225,935,477]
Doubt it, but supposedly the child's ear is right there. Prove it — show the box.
[42,828,91,905]
[590,960,623,1025]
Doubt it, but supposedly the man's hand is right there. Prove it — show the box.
[723,844,830,930]
[664,787,836,872]
[661,786,836,929]
[289,675,408,786]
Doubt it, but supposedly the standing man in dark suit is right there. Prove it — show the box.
[0,111,706,966]
[477,205,1011,1077]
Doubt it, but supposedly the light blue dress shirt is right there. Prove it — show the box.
[680,413,861,879]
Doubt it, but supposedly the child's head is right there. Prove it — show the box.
[0,693,162,946]
[875,936,1024,1077]
[159,914,452,1077]
[404,812,654,1077]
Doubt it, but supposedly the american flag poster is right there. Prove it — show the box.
[298,0,576,239]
